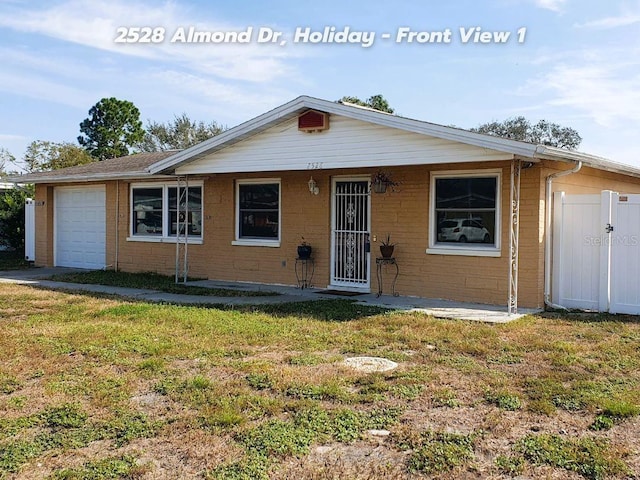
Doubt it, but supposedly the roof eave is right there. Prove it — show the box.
[7,172,175,184]
[146,95,640,179]
[534,146,640,179]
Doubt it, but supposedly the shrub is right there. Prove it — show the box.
[0,187,31,252]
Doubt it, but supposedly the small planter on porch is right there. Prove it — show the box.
[379,234,395,258]
[297,237,312,259]
[297,245,312,259]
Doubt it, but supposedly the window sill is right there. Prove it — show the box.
[127,236,203,245]
[426,246,501,257]
[231,240,280,248]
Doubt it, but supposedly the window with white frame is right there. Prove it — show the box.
[131,183,202,239]
[429,171,500,254]
[235,180,280,244]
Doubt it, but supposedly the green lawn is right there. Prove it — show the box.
[1,284,639,479]
[49,270,279,297]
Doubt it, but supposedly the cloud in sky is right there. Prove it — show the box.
[0,0,638,166]
[0,0,299,83]
[574,1,640,28]
[0,134,28,142]
[575,14,640,29]
[0,0,306,127]
[521,51,640,127]
[532,0,567,12]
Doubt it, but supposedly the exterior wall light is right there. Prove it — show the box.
[308,176,319,195]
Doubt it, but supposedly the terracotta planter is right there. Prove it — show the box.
[380,245,394,258]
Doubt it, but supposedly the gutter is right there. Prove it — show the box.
[543,159,582,310]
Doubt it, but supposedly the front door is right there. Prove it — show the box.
[330,178,371,290]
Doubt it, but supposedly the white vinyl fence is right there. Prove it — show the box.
[553,191,640,314]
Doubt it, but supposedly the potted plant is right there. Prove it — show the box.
[371,171,399,194]
[297,237,312,259]
[379,234,395,258]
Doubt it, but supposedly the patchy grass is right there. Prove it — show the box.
[513,434,631,479]
[0,405,158,474]
[432,387,460,408]
[49,270,279,297]
[49,455,146,479]
[396,429,477,475]
[590,400,640,431]
[1,283,639,478]
[211,406,402,478]
[484,389,523,410]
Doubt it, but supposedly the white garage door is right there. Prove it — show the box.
[55,186,106,269]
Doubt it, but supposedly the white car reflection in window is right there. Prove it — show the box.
[438,218,491,243]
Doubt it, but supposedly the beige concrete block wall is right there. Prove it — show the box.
[201,171,331,286]
[107,165,518,305]
[367,162,513,306]
[199,165,516,306]
[34,164,532,307]
[33,184,54,267]
[33,158,640,309]
[508,164,545,308]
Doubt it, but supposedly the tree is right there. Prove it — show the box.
[470,116,582,150]
[339,94,395,114]
[78,97,145,160]
[23,141,95,172]
[0,187,32,253]
[137,114,225,152]
[0,147,15,178]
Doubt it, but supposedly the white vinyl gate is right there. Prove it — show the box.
[553,191,640,314]
[25,198,35,262]
[609,194,640,313]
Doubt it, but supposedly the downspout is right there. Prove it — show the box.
[115,180,120,271]
[544,159,582,309]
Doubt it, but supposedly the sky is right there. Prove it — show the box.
[1,0,639,171]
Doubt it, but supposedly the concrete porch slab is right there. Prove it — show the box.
[187,279,541,323]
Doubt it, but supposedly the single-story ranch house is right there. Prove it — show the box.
[13,96,640,312]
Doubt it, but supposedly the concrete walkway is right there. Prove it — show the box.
[0,267,541,323]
